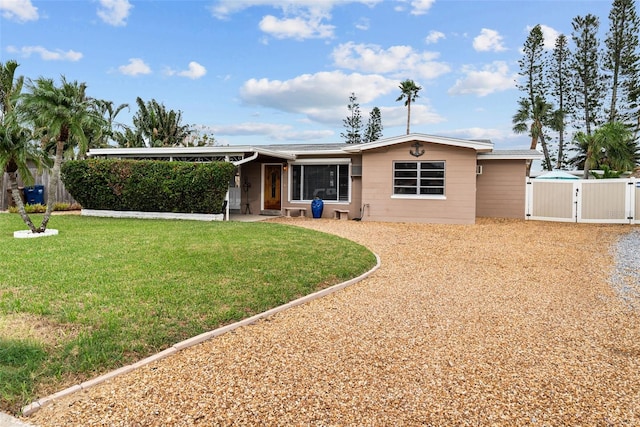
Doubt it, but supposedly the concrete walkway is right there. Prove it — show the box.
[0,412,35,427]
[228,213,275,222]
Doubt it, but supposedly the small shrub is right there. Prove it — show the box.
[9,204,47,213]
[53,202,82,211]
[7,203,82,214]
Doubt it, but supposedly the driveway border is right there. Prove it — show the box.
[21,253,381,417]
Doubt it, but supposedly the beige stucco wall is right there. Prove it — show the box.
[360,142,478,224]
[476,159,527,219]
[239,162,264,215]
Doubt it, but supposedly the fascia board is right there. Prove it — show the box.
[343,133,493,153]
[478,152,544,160]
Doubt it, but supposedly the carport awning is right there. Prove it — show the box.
[86,146,296,163]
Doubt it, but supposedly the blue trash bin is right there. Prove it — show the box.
[23,185,45,205]
[311,198,324,218]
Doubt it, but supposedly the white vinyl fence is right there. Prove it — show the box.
[525,178,639,224]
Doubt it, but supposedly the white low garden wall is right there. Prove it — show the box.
[81,209,224,221]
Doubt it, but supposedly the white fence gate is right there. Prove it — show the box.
[525,178,639,224]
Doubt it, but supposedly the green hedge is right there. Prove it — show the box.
[61,159,236,214]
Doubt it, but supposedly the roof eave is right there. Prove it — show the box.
[478,153,544,160]
[343,133,494,153]
[86,146,296,160]
[249,147,296,160]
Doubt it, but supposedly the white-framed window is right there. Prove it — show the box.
[291,160,350,202]
[393,161,445,196]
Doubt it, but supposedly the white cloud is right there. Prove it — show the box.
[332,42,450,80]
[446,127,509,141]
[473,28,507,52]
[208,122,334,141]
[6,45,82,61]
[259,14,335,39]
[425,30,445,44]
[393,0,435,15]
[211,122,293,135]
[240,71,396,120]
[355,17,370,31]
[448,61,517,97]
[210,0,382,39]
[118,58,151,76]
[0,0,38,21]
[209,0,382,20]
[408,0,435,15]
[382,104,445,128]
[538,24,561,50]
[97,0,132,26]
[171,61,207,79]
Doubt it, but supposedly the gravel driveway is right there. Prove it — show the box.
[25,218,640,426]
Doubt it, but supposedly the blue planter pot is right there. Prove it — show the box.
[311,198,324,218]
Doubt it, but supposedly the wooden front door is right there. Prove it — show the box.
[263,165,282,210]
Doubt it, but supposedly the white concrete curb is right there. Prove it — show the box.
[81,209,223,222]
[21,254,381,417]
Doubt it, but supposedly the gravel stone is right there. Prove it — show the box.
[24,218,640,426]
[611,229,640,310]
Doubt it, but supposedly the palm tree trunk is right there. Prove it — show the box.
[8,173,37,232]
[406,99,411,135]
[538,132,552,171]
[525,134,539,177]
[582,148,593,179]
[556,130,565,170]
[37,139,64,232]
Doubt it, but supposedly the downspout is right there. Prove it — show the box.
[232,151,259,167]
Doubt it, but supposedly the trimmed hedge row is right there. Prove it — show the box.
[61,159,236,214]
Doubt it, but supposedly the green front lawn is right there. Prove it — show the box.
[0,214,376,413]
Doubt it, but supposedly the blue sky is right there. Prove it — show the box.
[0,0,614,150]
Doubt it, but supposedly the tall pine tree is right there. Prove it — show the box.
[603,0,640,126]
[341,92,363,144]
[363,107,383,143]
[513,24,552,174]
[549,34,571,169]
[570,14,606,135]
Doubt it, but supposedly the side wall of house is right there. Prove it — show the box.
[360,142,478,224]
[476,159,527,219]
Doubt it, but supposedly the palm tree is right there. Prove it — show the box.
[0,60,23,116]
[0,114,48,231]
[396,79,421,134]
[19,76,103,231]
[512,96,555,175]
[95,99,129,148]
[114,126,145,148]
[573,121,636,178]
[132,97,191,147]
[1,60,48,232]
